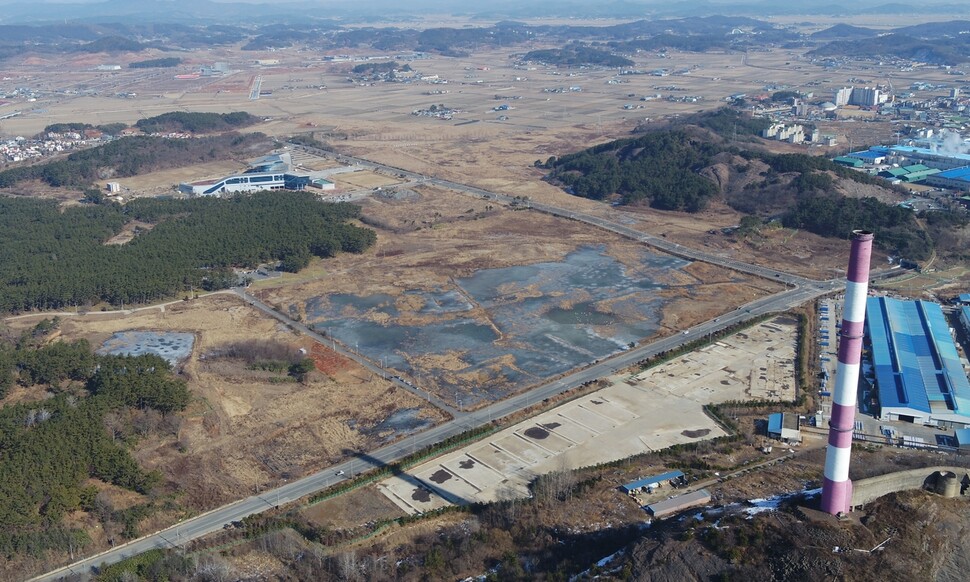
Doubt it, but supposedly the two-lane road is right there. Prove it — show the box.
[31,279,832,581]
[31,147,882,581]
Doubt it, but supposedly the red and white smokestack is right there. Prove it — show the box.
[821,230,873,515]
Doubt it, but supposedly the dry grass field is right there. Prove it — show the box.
[4,294,447,511]
[3,13,967,578]
[249,184,783,404]
[0,29,959,279]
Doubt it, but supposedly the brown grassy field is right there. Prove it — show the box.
[4,294,447,512]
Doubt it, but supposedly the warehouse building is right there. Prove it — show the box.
[867,297,970,429]
[888,146,970,171]
[646,489,712,518]
[767,412,801,441]
[621,470,686,495]
[925,166,970,192]
[845,147,888,165]
[878,164,940,184]
[834,156,864,168]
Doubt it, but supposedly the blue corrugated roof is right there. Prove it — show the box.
[867,297,970,417]
[848,150,886,161]
[936,166,970,182]
[768,413,783,433]
[621,470,685,493]
[890,145,970,163]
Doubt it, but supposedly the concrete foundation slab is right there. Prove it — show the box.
[516,423,577,452]
[558,405,618,434]
[581,396,639,423]
[415,465,481,503]
[442,454,507,491]
[379,474,451,515]
[494,434,554,465]
[532,415,597,444]
[377,317,799,507]
[466,443,527,475]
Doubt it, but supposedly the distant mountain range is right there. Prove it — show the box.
[809,20,970,65]
[0,0,967,25]
[0,4,967,67]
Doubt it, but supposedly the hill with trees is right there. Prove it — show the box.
[134,111,260,134]
[544,130,722,211]
[75,35,146,53]
[809,32,970,66]
[0,326,190,564]
[542,109,957,261]
[0,132,268,190]
[522,43,634,67]
[810,23,878,40]
[129,57,181,68]
[0,192,375,312]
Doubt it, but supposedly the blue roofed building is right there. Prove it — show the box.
[867,297,970,429]
[889,146,970,170]
[846,147,889,164]
[925,166,970,192]
[767,412,801,441]
[621,470,685,495]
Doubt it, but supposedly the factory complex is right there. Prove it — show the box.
[867,296,970,429]
[837,144,970,190]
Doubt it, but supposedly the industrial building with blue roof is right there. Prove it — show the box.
[926,166,970,192]
[867,297,970,428]
[889,145,970,169]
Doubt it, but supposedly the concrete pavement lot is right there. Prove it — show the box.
[380,316,798,512]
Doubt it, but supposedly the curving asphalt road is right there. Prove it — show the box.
[30,146,896,582]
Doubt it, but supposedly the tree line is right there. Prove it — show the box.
[0,192,376,313]
[0,132,268,190]
[134,111,260,134]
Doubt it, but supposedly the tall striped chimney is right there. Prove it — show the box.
[821,230,873,515]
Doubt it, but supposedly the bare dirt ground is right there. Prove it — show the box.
[109,159,250,197]
[4,294,446,513]
[302,487,405,530]
[257,185,781,320]
[250,185,783,403]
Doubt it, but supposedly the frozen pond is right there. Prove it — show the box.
[98,331,195,367]
[305,246,690,406]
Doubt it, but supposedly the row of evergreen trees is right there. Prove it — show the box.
[0,133,267,190]
[0,192,375,313]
